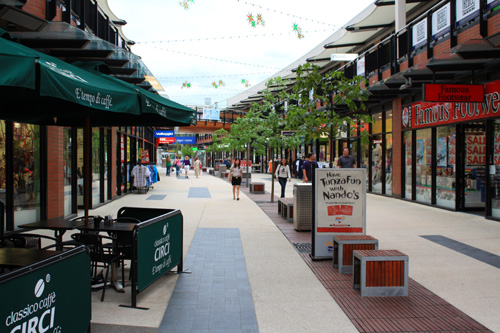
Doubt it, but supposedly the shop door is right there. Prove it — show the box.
[459,122,487,211]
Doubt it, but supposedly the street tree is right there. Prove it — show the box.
[249,77,302,202]
[286,63,370,167]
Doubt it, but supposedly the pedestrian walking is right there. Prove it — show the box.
[302,153,318,183]
[174,156,181,177]
[337,147,357,168]
[194,157,202,178]
[166,156,172,176]
[182,156,191,178]
[275,158,291,198]
[229,158,242,200]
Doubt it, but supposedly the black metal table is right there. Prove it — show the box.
[0,248,62,270]
[18,217,88,244]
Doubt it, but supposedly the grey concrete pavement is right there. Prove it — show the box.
[44,168,500,331]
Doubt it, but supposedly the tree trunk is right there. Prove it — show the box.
[271,147,275,203]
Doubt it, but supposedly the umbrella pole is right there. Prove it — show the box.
[84,117,91,225]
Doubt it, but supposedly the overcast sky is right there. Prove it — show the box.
[108,0,374,107]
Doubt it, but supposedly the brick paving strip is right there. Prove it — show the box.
[240,186,492,332]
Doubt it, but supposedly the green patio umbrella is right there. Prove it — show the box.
[0,36,141,125]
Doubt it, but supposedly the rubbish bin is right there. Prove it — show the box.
[293,183,312,231]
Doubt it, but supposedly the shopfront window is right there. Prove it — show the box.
[386,111,393,133]
[77,129,84,207]
[372,136,383,194]
[13,122,40,227]
[436,126,456,209]
[92,128,100,206]
[0,121,5,229]
[63,128,72,216]
[404,131,412,199]
[465,123,486,208]
[492,121,500,218]
[386,134,393,195]
[416,128,432,204]
[372,112,383,134]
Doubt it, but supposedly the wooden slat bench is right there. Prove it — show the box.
[353,249,409,297]
[250,182,265,194]
[279,198,294,222]
[333,235,378,274]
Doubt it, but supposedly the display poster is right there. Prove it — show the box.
[437,137,448,167]
[449,133,456,166]
[312,168,366,259]
[426,139,432,165]
[406,138,412,166]
[466,133,486,166]
[417,139,424,166]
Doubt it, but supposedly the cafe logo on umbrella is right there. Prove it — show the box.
[43,61,88,83]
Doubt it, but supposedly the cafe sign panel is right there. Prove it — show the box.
[312,168,366,259]
[136,213,182,291]
[0,249,90,333]
[403,79,500,129]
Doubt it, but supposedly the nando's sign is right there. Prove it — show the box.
[402,79,500,129]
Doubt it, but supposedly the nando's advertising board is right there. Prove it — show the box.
[402,79,500,129]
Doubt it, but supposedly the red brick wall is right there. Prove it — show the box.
[382,69,391,80]
[23,0,63,21]
[489,12,500,36]
[22,0,45,19]
[433,39,451,57]
[412,50,428,67]
[46,126,65,219]
[458,24,481,44]
[392,99,402,198]
[111,128,118,199]
[399,60,409,72]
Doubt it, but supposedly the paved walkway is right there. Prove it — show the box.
[59,168,500,332]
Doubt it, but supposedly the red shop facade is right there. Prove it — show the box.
[400,78,500,220]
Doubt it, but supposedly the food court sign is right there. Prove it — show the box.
[0,249,90,332]
[402,79,500,129]
[136,213,183,291]
[313,168,366,259]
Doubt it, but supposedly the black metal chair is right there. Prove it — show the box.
[71,233,122,301]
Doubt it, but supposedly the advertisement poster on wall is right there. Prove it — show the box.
[312,168,366,259]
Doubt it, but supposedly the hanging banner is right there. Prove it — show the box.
[412,18,427,49]
[312,168,366,259]
[432,3,450,39]
[456,0,480,26]
[357,56,365,77]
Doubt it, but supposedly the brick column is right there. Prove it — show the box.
[392,98,402,198]
[46,126,65,218]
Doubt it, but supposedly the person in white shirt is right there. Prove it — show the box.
[229,158,243,200]
[275,158,291,198]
